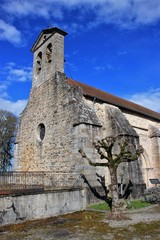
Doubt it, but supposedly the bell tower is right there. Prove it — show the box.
[31,27,67,88]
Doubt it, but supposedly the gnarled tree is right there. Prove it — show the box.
[0,109,17,172]
[79,136,143,219]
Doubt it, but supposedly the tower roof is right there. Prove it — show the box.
[31,27,68,53]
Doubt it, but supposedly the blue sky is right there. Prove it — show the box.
[1,0,160,116]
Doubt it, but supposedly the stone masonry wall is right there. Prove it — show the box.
[15,70,160,190]
[14,72,104,188]
[83,97,160,188]
[32,32,65,88]
[124,111,160,186]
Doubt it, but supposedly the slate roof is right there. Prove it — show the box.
[67,78,160,122]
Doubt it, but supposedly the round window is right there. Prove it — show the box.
[37,123,45,141]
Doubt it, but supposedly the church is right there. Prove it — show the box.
[14,27,160,198]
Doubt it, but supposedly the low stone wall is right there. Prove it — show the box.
[0,188,86,226]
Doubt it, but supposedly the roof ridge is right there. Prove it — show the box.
[67,78,160,122]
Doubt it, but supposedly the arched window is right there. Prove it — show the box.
[46,43,52,63]
[36,52,42,74]
[37,123,45,141]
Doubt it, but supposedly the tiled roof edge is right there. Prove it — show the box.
[67,78,160,122]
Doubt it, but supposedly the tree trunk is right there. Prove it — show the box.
[109,167,121,219]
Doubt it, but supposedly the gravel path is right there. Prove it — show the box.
[0,205,160,240]
[105,205,160,228]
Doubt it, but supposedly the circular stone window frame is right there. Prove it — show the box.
[37,123,46,142]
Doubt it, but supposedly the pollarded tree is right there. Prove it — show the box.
[0,109,17,172]
[79,136,143,219]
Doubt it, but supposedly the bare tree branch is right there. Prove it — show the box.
[79,136,144,219]
[78,149,109,167]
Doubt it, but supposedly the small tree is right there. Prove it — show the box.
[79,136,143,219]
[0,109,17,172]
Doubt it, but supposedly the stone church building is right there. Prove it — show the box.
[14,27,160,196]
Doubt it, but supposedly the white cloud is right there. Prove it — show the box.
[5,62,32,82]
[0,98,27,116]
[0,62,31,116]
[133,0,160,25]
[0,19,22,45]
[87,0,160,29]
[0,82,8,98]
[128,88,160,112]
[94,63,114,71]
[7,68,32,82]
[2,0,160,30]
[2,0,63,19]
[94,66,106,71]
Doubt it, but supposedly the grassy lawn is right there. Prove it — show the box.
[89,199,152,211]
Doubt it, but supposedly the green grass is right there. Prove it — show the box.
[89,199,152,211]
[89,202,110,211]
[128,199,151,209]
